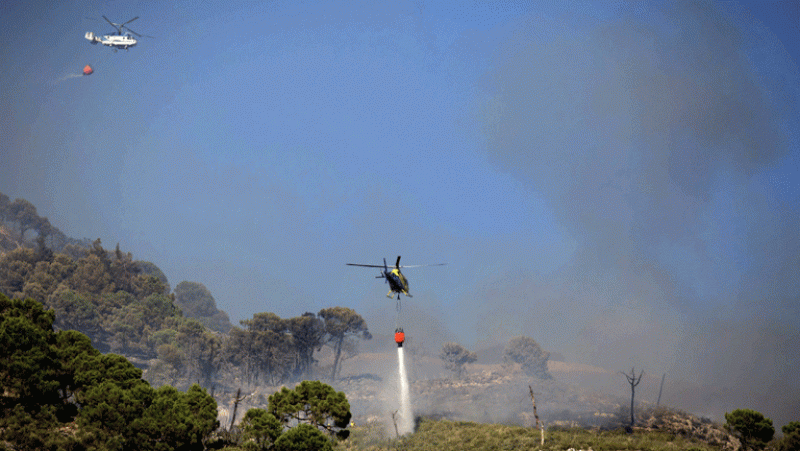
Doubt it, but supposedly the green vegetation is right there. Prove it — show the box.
[724,408,774,450]
[0,292,219,450]
[0,192,374,387]
[268,380,352,440]
[274,423,333,451]
[775,421,800,451]
[337,418,729,451]
[0,238,174,356]
[240,408,283,450]
[0,292,357,450]
[4,192,796,451]
[174,280,233,333]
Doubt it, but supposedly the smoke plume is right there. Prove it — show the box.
[476,1,799,425]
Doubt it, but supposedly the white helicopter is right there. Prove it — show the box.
[85,16,149,51]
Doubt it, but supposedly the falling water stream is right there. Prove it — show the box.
[397,347,413,435]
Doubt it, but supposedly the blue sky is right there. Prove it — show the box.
[2,0,799,425]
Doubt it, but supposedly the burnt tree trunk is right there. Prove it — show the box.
[331,335,344,380]
[621,367,644,428]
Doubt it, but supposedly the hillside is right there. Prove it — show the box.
[3,194,796,451]
[338,410,740,451]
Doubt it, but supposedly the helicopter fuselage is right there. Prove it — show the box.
[85,31,137,49]
[384,268,409,296]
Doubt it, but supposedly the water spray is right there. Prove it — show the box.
[397,346,413,434]
[394,294,412,434]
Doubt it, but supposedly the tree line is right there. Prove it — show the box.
[0,293,354,450]
[0,232,371,389]
[0,292,219,450]
[0,191,91,253]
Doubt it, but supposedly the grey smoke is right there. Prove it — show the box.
[475,1,799,426]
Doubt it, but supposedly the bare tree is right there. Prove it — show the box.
[414,0,425,16]
[656,373,665,406]
[620,367,644,428]
[529,385,544,446]
[230,388,246,431]
[391,410,400,438]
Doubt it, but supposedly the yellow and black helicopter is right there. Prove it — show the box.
[347,256,445,299]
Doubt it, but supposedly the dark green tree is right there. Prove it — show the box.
[724,408,775,450]
[439,342,477,378]
[273,423,333,451]
[108,293,181,358]
[0,296,62,411]
[241,408,283,450]
[318,307,371,380]
[107,243,140,295]
[174,281,217,318]
[238,312,295,385]
[135,260,171,294]
[1,403,76,451]
[70,253,113,295]
[48,288,103,341]
[9,198,38,241]
[268,380,351,440]
[503,335,552,379]
[776,421,800,451]
[174,281,233,333]
[76,378,155,446]
[53,328,101,418]
[0,294,82,450]
[130,384,219,451]
[34,217,53,242]
[175,318,222,386]
[0,247,38,298]
[287,312,324,380]
[0,290,220,450]
[224,326,259,384]
[783,422,800,436]
[0,191,10,222]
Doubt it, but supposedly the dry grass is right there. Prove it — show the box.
[335,417,721,451]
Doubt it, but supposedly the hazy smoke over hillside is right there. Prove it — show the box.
[476,2,799,425]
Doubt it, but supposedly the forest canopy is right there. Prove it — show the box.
[0,192,372,389]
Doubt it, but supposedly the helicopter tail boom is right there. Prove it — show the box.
[85,32,100,44]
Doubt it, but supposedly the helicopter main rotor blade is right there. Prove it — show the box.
[123,16,139,26]
[346,263,386,268]
[124,27,154,38]
[102,15,123,34]
[397,264,447,268]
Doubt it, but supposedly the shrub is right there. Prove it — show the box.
[273,423,332,451]
[724,408,774,450]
